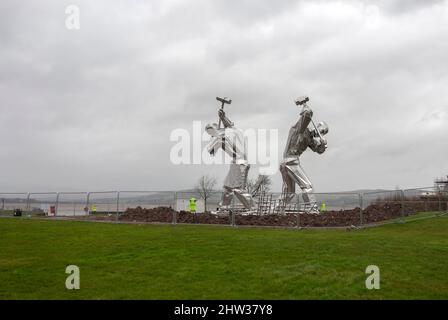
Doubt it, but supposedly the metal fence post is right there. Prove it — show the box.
[26,193,31,216]
[438,192,442,212]
[358,193,363,225]
[229,210,233,226]
[86,192,90,215]
[400,189,405,220]
[230,194,235,227]
[296,194,301,229]
[116,191,120,221]
[173,191,177,225]
[55,192,59,216]
[233,202,237,227]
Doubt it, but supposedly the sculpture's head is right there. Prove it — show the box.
[310,121,329,137]
[205,123,219,137]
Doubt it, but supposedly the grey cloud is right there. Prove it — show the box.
[1,0,448,192]
[367,0,445,15]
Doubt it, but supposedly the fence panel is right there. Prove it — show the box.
[0,193,28,214]
[4,187,445,226]
[28,193,58,216]
[57,192,88,216]
[88,192,119,219]
[403,187,448,214]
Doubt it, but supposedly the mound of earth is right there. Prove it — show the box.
[120,206,230,225]
[119,206,174,223]
[363,203,402,223]
[72,200,442,227]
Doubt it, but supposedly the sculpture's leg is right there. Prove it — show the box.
[279,161,297,207]
[220,186,233,210]
[240,163,250,190]
[280,162,296,201]
[233,163,253,210]
[233,189,253,209]
[222,163,253,210]
[283,159,318,213]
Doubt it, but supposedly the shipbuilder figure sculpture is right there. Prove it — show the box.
[279,96,328,213]
[205,97,253,211]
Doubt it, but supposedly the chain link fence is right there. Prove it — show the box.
[57,192,88,216]
[402,187,448,213]
[0,193,28,213]
[1,187,447,227]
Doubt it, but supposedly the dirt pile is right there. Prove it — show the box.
[119,206,174,223]
[73,200,441,227]
[300,208,361,227]
[363,203,402,223]
[235,214,297,227]
[176,211,231,224]
[119,207,230,225]
[235,209,361,227]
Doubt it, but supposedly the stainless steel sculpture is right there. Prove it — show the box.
[279,96,328,213]
[205,97,253,211]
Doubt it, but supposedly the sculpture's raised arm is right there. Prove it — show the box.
[294,103,313,134]
[218,109,234,128]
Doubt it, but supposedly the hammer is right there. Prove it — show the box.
[295,96,325,142]
[216,96,232,128]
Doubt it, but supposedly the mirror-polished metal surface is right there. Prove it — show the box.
[280,96,328,213]
[205,99,253,211]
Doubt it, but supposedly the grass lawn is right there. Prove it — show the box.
[0,214,447,299]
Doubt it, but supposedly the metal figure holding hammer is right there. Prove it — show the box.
[279,96,329,213]
[204,97,253,211]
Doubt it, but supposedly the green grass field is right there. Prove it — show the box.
[0,214,447,299]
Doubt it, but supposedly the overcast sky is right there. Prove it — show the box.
[1,0,447,193]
